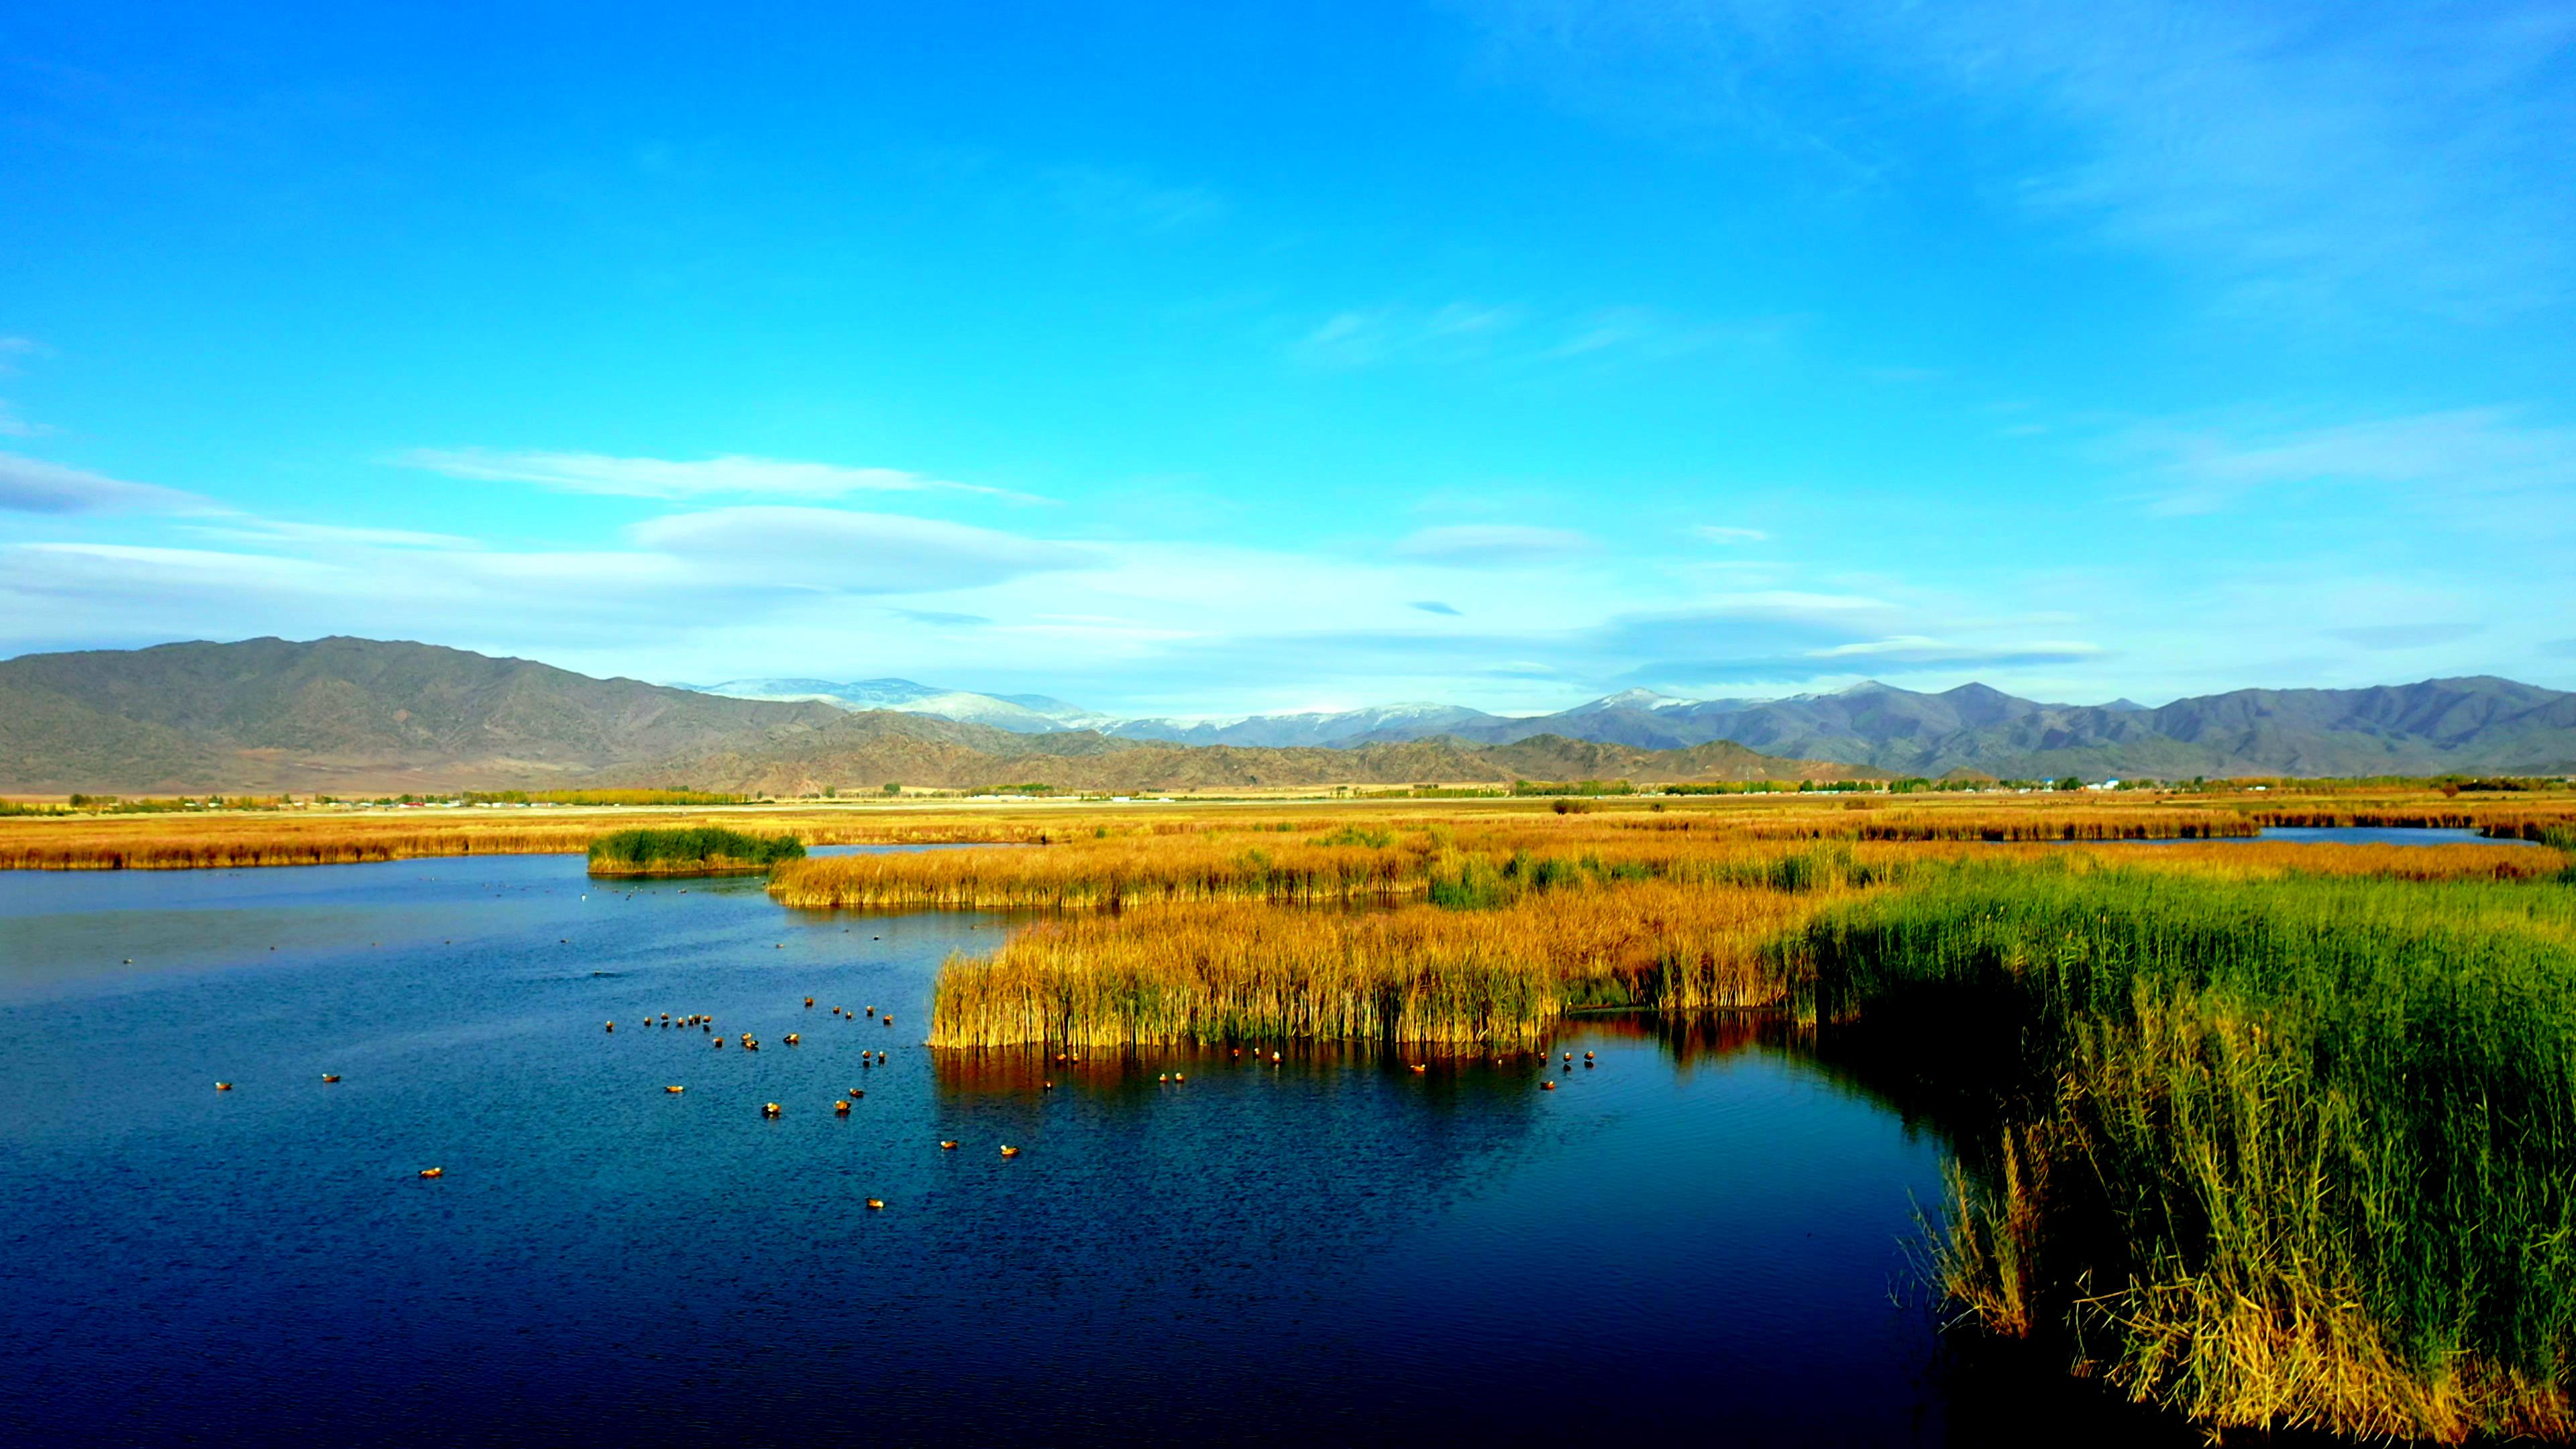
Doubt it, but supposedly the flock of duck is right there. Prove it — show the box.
[210,989,1601,1188]
[603,996,1019,1173]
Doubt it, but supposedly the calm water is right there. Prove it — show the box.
[0,853,2190,1446]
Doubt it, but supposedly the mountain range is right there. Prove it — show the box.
[685,673,2576,779]
[3,638,2570,794]
[0,638,1867,794]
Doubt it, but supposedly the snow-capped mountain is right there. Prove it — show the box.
[1096,702,1501,749]
[680,678,1095,734]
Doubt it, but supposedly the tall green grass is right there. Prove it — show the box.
[1790,861,2576,1440]
[586,826,806,875]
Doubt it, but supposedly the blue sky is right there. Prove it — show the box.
[4,0,2573,717]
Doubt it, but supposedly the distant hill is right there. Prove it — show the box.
[1361,678,2576,778]
[625,724,1872,796]
[10,639,2567,793]
[674,672,2576,777]
[0,637,841,793]
[0,638,1868,794]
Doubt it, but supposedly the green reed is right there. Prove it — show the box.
[586,826,806,875]
[1790,860,2576,1440]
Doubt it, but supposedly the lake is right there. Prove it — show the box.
[0,851,2195,1446]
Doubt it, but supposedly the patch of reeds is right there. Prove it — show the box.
[769,836,1430,910]
[926,873,1852,1049]
[1790,861,2576,1441]
[586,826,805,876]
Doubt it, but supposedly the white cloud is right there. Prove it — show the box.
[1394,524,1597,566]
[628,506,1095,593]
[2130,407,2576,523]
[0,402,46,438]
[188,519,480,549]
[0,454,218,515]
[397,448,1045,503]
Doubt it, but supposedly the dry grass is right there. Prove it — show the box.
[926,878,1848,1049]
[770,835,1428,909]
[4,784,2562,871]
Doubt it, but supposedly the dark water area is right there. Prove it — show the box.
[0,854,2193,1447]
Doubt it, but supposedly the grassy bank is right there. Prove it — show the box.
[1788,863,2576,1441]
[586,826,805,876]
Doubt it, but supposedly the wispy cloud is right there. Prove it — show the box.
[2128,407,2576,521]
[398,449,1046,503]
[1693,525,1770,543]
[629,506,1094,593]
[1469,0,2576,317]
[886,607,994,628]
[1409,600,1464,616]
[187,519,480,549]
[1291,302,1763,370]
[1394,524,1597,566]
[1291,303,1524,368]
[1044,165,1225,234]
[0,402,47,439]
[2328,623,2484,651]
[0,453,218,515]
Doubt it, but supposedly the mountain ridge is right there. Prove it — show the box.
[5,638,2571,792]
[0,639,1870,794]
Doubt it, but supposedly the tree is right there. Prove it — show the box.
[2055,775,2085,792]
[882,782,902,796]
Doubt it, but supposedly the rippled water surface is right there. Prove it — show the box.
[1,853,2187,1446]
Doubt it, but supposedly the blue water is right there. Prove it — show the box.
[0,853,2189,1446]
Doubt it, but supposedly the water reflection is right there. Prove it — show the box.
[1,853,2206,1446]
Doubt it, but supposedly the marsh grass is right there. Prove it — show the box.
[586,826,804,876]
[926,876,1845,1049]
[1795,861,2576,1441]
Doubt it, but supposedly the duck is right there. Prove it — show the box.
[214,1081,233,1091]
[419,1167,444,1178]
[835,1100,851,1115]
[938,1140,959,1150]
[1158,1073,1169,1083]
[865,1197,885,1211]
[1541,1081,1557,1091]
[665,1085,686,1094]
[849,1088,865,1098]
[1042,1080,1055,1090]
[762,1102,782,1117]
[1173,1073,1185,1083]
[784,1033,800,1046]
[883,1016,895,1028]
[712,1038,724,1049]
[805,997,814,1008]
[999,1145,1020,1157]
[322,1074,341,1083]
[605,1021,615,1032]
[875,1051,887,1063]
[1409,1064,1427,1074]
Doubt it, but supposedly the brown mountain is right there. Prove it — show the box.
[0,637,1870,795]
[0,636,841,793]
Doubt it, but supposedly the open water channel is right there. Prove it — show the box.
[1,847,2224,1446]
